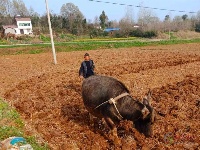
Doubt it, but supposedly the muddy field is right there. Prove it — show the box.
[1,43,200,149]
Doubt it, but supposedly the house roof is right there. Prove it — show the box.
[15,18,31,21]
[104,28,120,32]
[2,25,18,29]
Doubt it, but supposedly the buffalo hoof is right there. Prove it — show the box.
[121,135,136,150]
[114,137,122,146]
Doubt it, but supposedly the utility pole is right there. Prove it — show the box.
[168,18,171,40]
[45,0,57,64]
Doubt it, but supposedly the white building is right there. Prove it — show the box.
[15,17,33,35]
[2,16,33,35]
[2,25,18,35]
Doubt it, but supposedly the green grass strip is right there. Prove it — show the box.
[0,98,49,150]
[0,38,200,55]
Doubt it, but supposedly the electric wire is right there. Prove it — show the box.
[89,0,197,14]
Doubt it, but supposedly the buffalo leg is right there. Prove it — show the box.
[89,113,94,127]
[104,117,121,145]
[104,117,118,137]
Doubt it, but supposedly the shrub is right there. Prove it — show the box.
[90,29,104,38]
[143,31,157,38]
[103,31,109,37]
[129,29,144,37]
[39,34,50,42]
[195,23,200,32]
[129,29,157,38]
[0,39,8,45]
[60,34,76,41]
[114,32,123,38]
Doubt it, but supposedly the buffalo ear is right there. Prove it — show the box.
[143,98,149,106]
[143,89,152,106]
[147,89,152,100]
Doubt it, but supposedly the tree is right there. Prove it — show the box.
[99,11,108,29]
[196,11,200,22]
[39,14,49,33]
[137,5,160,31]
[29,6,40,28]
[11,0,29,16]
[93,16,100,28]
[60,3,83,18]
[0,0,11,15]
[60,3,84,34]
[172,16,183,31]
[182,14,188,21]
[49,11,63,31]
[0,0,13,26]
[119,18,132,37]
[164,15,170,21]
[195,11,200,32]
[195,23,200,32]
[108,20,118,28]
[172,15,192,31]
[163,14,171,33]
[118,6,135,37]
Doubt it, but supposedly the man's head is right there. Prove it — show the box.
[84,53,90,61]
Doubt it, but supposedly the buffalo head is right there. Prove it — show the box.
[134,90,155,137]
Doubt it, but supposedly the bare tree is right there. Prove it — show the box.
[10,0,29,16]
[0,0,12,15]
[137,5,160,31]
[163,14,171,32]
[172,15,192,31]
[196,11,200,22]
[93,16,100,28]
[124,6,134,23]
[119,6,134,37]
[108,20,119,28]
[0,0,13,25]
[195,11,200,32]
[60,3,84,35]
[29,6,40,29]
[119,18,133,37]
[172,16,183,31]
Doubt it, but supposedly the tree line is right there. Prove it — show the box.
[1,0,200,38]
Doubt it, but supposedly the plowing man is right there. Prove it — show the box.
[79,53,95,79]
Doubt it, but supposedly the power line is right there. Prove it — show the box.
[89,0,197,14]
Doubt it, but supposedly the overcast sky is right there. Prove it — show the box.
[23,0,199,21]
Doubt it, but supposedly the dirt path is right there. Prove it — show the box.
[1,43,200,149]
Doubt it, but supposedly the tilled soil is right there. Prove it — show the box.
[1,43,200,149]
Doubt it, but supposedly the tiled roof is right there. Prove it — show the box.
[2,25,18,29]
[15,18,31,21]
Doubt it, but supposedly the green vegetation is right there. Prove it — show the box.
[0,38,200,55]
[39,34,51,42]
[129,30,157,38]
[169,32,177,40]
[195,23,200,32]
[0,98,49,150]
[74,37,137,42]
[0,39,8,45]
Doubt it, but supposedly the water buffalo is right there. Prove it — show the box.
[82,75,155,141]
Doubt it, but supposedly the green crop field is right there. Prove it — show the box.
[0,38,200,55]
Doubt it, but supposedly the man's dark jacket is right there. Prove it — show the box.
[79,60,95,78]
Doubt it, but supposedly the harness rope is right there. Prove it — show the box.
[95,92,130,120]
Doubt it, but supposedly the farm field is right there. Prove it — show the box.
[0,43,200,149]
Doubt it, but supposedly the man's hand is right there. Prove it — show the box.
[79,76,84,80]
